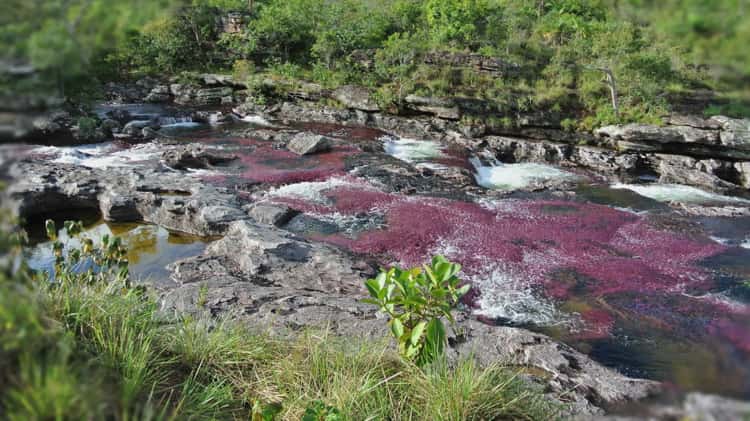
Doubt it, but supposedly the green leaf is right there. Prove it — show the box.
[456,284,471,297]
[375,271,387,289]
[410,321,427,346]
[405,344,419,358]
[361,298,381,306]
[45,219,56,240]
[424,318,446,362]
[365,278,381,299]
[432,255,448,266]
[390,318,404,339]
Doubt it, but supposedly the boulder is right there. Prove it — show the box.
[736,162,750,188]
[123,119,160,136]
[650,154,739,191]
[287,132,333,155]
[199,73,241,87]
[404,95,461,120]
[711,115,750,149]
[161,144,237,170]
[332,85,380,112]
[244,202,299,227]
[666,114,722,130]
[194,87,235,106]
[452,320,661,415]
[145,85,172,103]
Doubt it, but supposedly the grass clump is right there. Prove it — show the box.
[0,218,561,420]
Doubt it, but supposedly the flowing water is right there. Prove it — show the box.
[21,106,750,399]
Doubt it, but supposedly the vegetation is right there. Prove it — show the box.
[3,0,749,123]
[0,217,559,419]
[365,256,469,366]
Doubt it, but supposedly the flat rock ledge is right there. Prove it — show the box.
[6,161,249,237]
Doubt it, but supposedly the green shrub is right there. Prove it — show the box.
[75,117,98,140]
[232,59,256,83]
[364,256,470,366]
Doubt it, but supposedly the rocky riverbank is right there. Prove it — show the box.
[100,74,750,197]
[3,75,750,419]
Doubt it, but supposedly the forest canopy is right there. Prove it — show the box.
[1,0,748,125]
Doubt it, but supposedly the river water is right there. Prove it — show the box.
[24,106,750,399]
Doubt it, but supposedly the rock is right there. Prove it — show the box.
[485,136,571,163]
[451,320,661,415]
[332,85,380,112]
[32,116,62,134]
[736,162,750,188]
[199,73,241,87]
[141,127,160,140]
[666,114,722,130]
[682,393,750,421]
[194,87,235,106]
[650,154,739,191]
[145,85,172,103]
[100,119,121,135]
[577,392,750,421]
[595,124,719,146]
[123,119,160,136]
[711,115,750,149]
[161,144,237,170]
[99,190,140,222]
[6,162,101,219]
[8,161,249,237]
[105,108,132,124]
[287,132,333,155]
[244,202,299,226]
[404,95,461,120]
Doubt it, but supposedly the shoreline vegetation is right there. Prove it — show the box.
[3,0,749,127]
[0,218,559,420]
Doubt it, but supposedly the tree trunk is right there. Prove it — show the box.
[602,68,619,118]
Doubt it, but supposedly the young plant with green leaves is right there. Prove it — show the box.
[44,219,130,286]
[364,256,470,366]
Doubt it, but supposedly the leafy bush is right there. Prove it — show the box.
[232,58,255,83]
[364,256,470,366]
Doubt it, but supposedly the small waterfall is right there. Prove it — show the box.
[158,116,198,127]
[470,151,577,191]
[611,183,750,205]
[382,136,446,163]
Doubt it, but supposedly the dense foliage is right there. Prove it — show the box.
[1,0,748,120]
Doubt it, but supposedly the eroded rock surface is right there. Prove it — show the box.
[7,161,248,236]
[159,220,661,416]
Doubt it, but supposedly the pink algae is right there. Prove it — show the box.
[195,136,358,186]
[269,179,740,339]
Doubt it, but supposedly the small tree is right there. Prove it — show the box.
[363,256,470,366]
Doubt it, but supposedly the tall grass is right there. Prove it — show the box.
[0,220,561,420]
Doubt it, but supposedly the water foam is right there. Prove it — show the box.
[267,177,368,204]
[382,136,446,163]
[241,115,274,126]
[470,157,577,191]
[34,143,162,168]
[612,183,750,205]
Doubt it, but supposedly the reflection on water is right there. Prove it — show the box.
[26,221,209,284]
